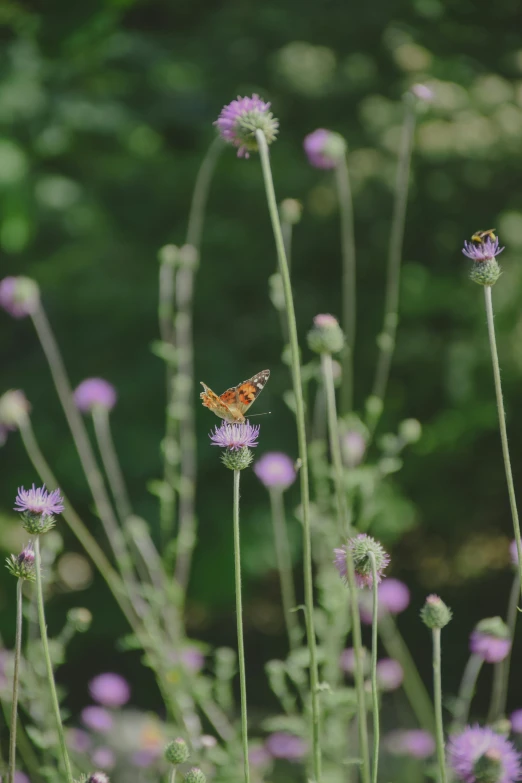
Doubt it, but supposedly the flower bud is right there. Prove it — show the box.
[215,95,278,158]
[0,276,40,318]
[469,259,502,287]
[420,594,452,629]
[307,314,345,355]
[67,608,93,633]
[184,769,206,783]
[165,737,190,766]
[87,774,110,783]
[221,446,254,471]
[398,418,422,444]
[0,390,30,430]
[6,546,36,581]
[280,199,303,225]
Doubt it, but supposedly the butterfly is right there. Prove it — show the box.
[200,370,270,423]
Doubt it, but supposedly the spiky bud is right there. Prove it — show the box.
[307,314,345,355]
[221,446,254,471]
[420,594,452,629]
[165,738,190,766]
[6,546,36,581]
[184,769,206,783]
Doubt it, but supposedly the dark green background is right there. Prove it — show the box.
[1,0,522,718]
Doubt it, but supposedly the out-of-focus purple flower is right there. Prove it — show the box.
[410,84,434,102]
[376,659,404,691]
[462,237,504,263]
[303,129,346,169]
[200,735,217,749]
[448,725,521,783]
[510,540,519,566]
[0,276,39,318]
[511,710,522,734]
[132,748,160,768]
[89,673,131,708]
[342,430,366,468]
[265,732,307,761]
[249,745,272,767]
[91,746,116,770]
[469,618,511,664]
[334,534,390,588]
[209,421,260,450]
[14,773,30,783]
[81,706,114,733]
[254,452,296,490]
[386,729,436,759]
[74,379,117,413]
[169,645,205,673]
[68,728,92,753]
[359,578,411,624]
[14,485,64,518]
[215,95,279,158]
[340,646,369,677]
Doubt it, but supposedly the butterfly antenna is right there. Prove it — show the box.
[247,412,272,418]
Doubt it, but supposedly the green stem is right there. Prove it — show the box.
[92,407,133,523]
[169,768,177,783]
[489,570,520,721]
[34,537,74,783]
[321,353,370,783]
[452,653,483,731]
[432,628,448,783]
[369,554,380,783]
[173,136,223,595]
[371,101,416,411]
[8,579,23,783]
[269,488,302,650]
[335,156,357,415]
[379,613,435,732]
[484,285,522,600]
[233,470,250,783]
[256,129,321,782]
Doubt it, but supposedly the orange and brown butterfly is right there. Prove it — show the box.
[200,370,270,423]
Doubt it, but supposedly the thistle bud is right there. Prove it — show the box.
[0,276,40,318]
[280,199,303,225]
[307,314,345,355]
[165,738,190,766]
[215,95,278,158]
[462,234,504,287]
[67,608,93,633]
[184,769,206,783]
[0,390,31,430]
[87,774,110,783]
[6,546,36,581]
[420,594,452,629]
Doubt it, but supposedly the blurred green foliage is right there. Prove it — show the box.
[1,0,522,715]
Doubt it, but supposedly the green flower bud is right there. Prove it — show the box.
[6,547,36,581]
[20,512,56,535]
[280,198,303,225]
[165,737,190,766]
[469,258,501,287]
[420,594,452,629]
[221,446,254,471]
[67,608,92,633]
[184,768,206,783]
[307,314,345,355]
[399,418,422,444]
[0,390,31,429]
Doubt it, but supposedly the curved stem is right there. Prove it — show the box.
[369,554,380,783]
[34,537,74,783]
[322,353,370,783]
[92,407,132,523]
[336,156,357,415]
[484,285,522,600]
[432,628,448,783]
[452,653,483,731]
[489,570,520,721]
[233,470,250,783]
[370,102,416,412]
[256,129,322,782]
[268,488,301,650]
[8,579,23,783]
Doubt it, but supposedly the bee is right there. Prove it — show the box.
[471,229,497,245]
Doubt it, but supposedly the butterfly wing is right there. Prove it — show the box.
[230,369,271,418]
[200,383,237,423]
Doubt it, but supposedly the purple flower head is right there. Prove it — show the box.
[303,129,346,169]
[511,710,522,734]
[340,646,370,677]
[342,430,366,468]
[0,276,39,318]
[81,706,114,733]
[386,729,436,759]
[359,577,411,624]
[89,673,131,708]
[411,84,434,102]
[254,452,296,490]
[209,421,260,450]
[376,658,404,691]
[215,94,279,158]
[469,617,511,663]
[87,774,110,783]
[0,390,30,430]
[265,732,307,762]
[313,313,339,328]
[462,236,504,263]
[68,727,92,753]
[334,534,390,588]
[249,745,272,768]
[169,645,205,673]
[14,484,64,518]
[448,725,521,783]
[91,747,116,770]
[74,379,117,414]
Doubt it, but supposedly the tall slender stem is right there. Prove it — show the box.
[322,353,370,783]
[336,157,357,414]
[8,579,23,783]
[489,570,520,720]
[233,470,250,783]
[34,537,74,783]
[256,129,322,782]
[269,488,301,650]
[174,137,223,594]
[371,102,416,409]
[452,653,483,730]
[169,769,177,783]
[92,407,132,523]
[369,554,380,783]
[484,285,522,599]
[30,304,134,583]
[432,628,448,783]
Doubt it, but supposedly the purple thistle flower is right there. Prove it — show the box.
[265,732,307,761]
[334,534,390,588]
[131,748,160,768]
[448,725,521,783]
[303,129,346,169]
[469,618,511,663]
[511,710,522,734]
[168,645,205,673]
[68,727,92,753]
[14,773,30,783]
[462,237,504,262]
[215,94,279,158]
[342,430,367,468]
[91,747,115,770]
[339,646,370,677]
[81,706,114,733]
[74,378,117,413]
[376,658,404,691]
[14,484,64,518]
[386,729,436,759]
[359,578,411,624]
[88,673,131,708]
[209,421,260,450]
[254,452,296,490]
[0,276,39,318]
[249,744,272,768]
[87,774,110,783]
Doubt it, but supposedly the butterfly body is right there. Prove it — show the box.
[200,370,270,423]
